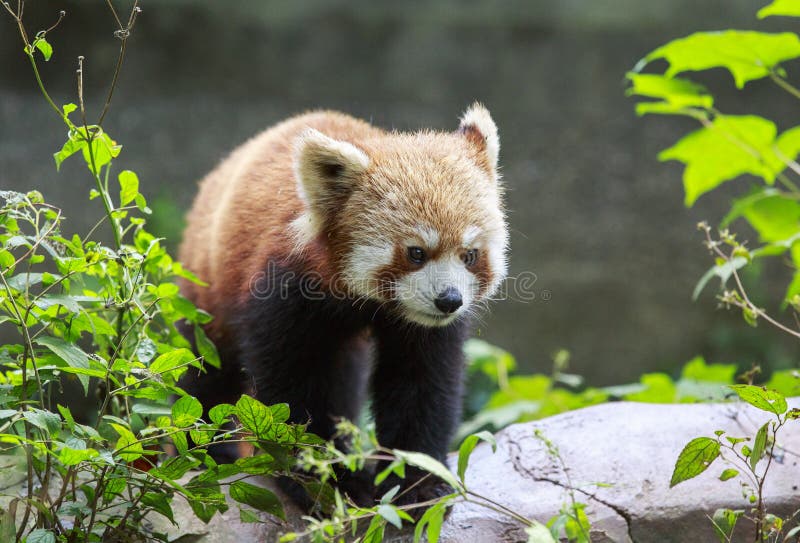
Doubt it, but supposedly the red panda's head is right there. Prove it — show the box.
[291,104,508,327]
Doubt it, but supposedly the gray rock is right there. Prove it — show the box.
[157,400,799,542]
[439,401,800,543]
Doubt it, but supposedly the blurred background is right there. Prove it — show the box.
[1,0,796,385]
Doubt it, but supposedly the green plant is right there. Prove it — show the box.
[669,384,799,541]
[626,1,800,335]
[626,1,800,539]
[0,3,318,541]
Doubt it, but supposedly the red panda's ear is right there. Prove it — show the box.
[458,103,500,174]
[292,128,370,211]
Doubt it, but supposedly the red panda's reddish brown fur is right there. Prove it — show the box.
[177,106,508,508]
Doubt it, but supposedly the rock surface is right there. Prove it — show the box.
[156,400,800,542]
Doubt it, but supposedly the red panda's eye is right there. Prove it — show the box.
[462,249,479,267]
[407,246,427,265]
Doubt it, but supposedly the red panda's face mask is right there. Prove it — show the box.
[291,104,508,327]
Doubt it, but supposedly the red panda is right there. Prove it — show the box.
[178,104,508,507]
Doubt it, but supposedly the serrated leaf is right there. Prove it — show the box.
[235,395,273,439]
[172,395,202,427]
[670,437,720,487]
[22,409,61,436]
[457,431,497,483]
[729,385,788,415]
[644,31,800,88]
[111,423,144,462]
[228,481,285,520]
[758,0,800,18]
[659,115,780,206]
[208,403,236,425]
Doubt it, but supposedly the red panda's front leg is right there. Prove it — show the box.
[370,318,469,506]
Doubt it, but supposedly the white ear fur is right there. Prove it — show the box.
[290,128,370,247]
[459,102,500,171]
[292,128,370,207]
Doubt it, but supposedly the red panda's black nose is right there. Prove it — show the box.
[434,287,463,314]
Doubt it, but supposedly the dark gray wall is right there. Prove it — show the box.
[1,1,796,383]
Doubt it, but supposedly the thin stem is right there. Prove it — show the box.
[770,71,800,102]
[97,1,139,127]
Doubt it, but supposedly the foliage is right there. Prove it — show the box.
[626,2,800,322]
[460,340,799,440]
[627,2,800,540]
[669,384,798,541]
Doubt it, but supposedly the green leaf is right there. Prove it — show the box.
[35,336,89,368]
[625,73,713,115]
[693,256,749,301]
[235,395,273,439]
[81,130,121,172]
[724,190,800,243]
[680,356,737,384]
[526,522,558,543]
[457,431,497,483]
[194,326,221,369]
[719,468,739,481]
[149,348,195,375]
[53,134,84,171]
[758,0,800,18]
[670,437,720,487]
[58,437,98,466]
[393,450,460,491]
[363,515,386,543]
[413,500,450,543]
[32,38,53,61]
[152,456,200,480]
[111,423,144,462]
[729,385,788,415]
[750,422,769,471]
[22,409,61,436]
[208,403,237,425]
[234,454,275,475]
[658,115,780,206]
[141,492,176,524]
[643,31,800,88]
[26,528,55,543]
[172,395,202,428]
[118,170,139,206]
[377,504,402,529]
[228,481,285,520]
[711,509,743,543]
